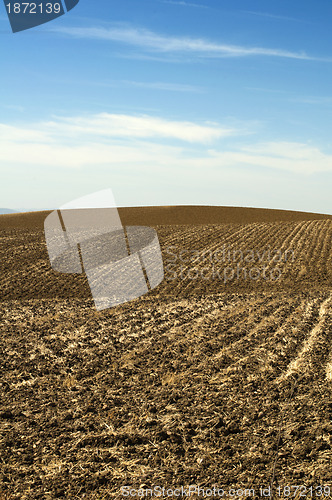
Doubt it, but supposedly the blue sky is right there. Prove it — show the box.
[1,0,332,213]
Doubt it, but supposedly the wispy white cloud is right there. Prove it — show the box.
[208,141,332,174]
[121,80,204,93]
[1,104,25,112]
[245,87,289,94]
[43,113,232,143]
[243,11,306,23]
[0,114,331,175]
[159,0,209,8]
[0,123,49,143]
[246,87,332,105]
[290,96,332,105]
[0,113,233,150]
[51,25,323,61]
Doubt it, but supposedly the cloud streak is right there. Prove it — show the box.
[209,142,332,174]
[243,11,306,23]
[121,80,204,93]
[0,113,233,148]
[159,0,209,8]
[43,113,232,143]
[51,25,323,61]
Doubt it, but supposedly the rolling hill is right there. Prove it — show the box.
[0,206,331,498]
[0,208,17,215]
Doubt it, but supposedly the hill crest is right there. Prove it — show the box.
[0,205,331,230]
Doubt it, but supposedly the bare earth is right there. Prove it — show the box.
[0,206,331,499]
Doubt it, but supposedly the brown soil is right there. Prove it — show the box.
[0,206,331,499]
[1,205,331,230]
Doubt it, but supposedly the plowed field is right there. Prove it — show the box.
[0,207,331,499]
